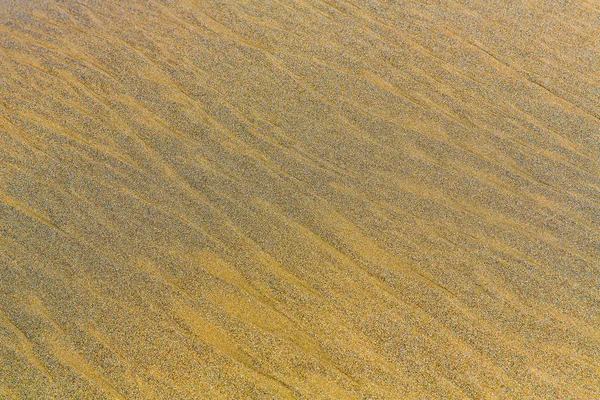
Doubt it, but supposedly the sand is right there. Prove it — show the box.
[1,0,599,398]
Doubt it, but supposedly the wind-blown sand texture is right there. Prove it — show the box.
[1,0,599,398]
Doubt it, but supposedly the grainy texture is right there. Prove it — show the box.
[1,0,599,398]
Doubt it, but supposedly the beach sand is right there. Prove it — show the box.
[1,0,599,398]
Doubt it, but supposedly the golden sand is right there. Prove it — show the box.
[1,0,599,398]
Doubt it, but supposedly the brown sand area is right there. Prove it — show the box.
[1,0,600,398]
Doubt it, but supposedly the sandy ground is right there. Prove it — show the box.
[1,0,599,398]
